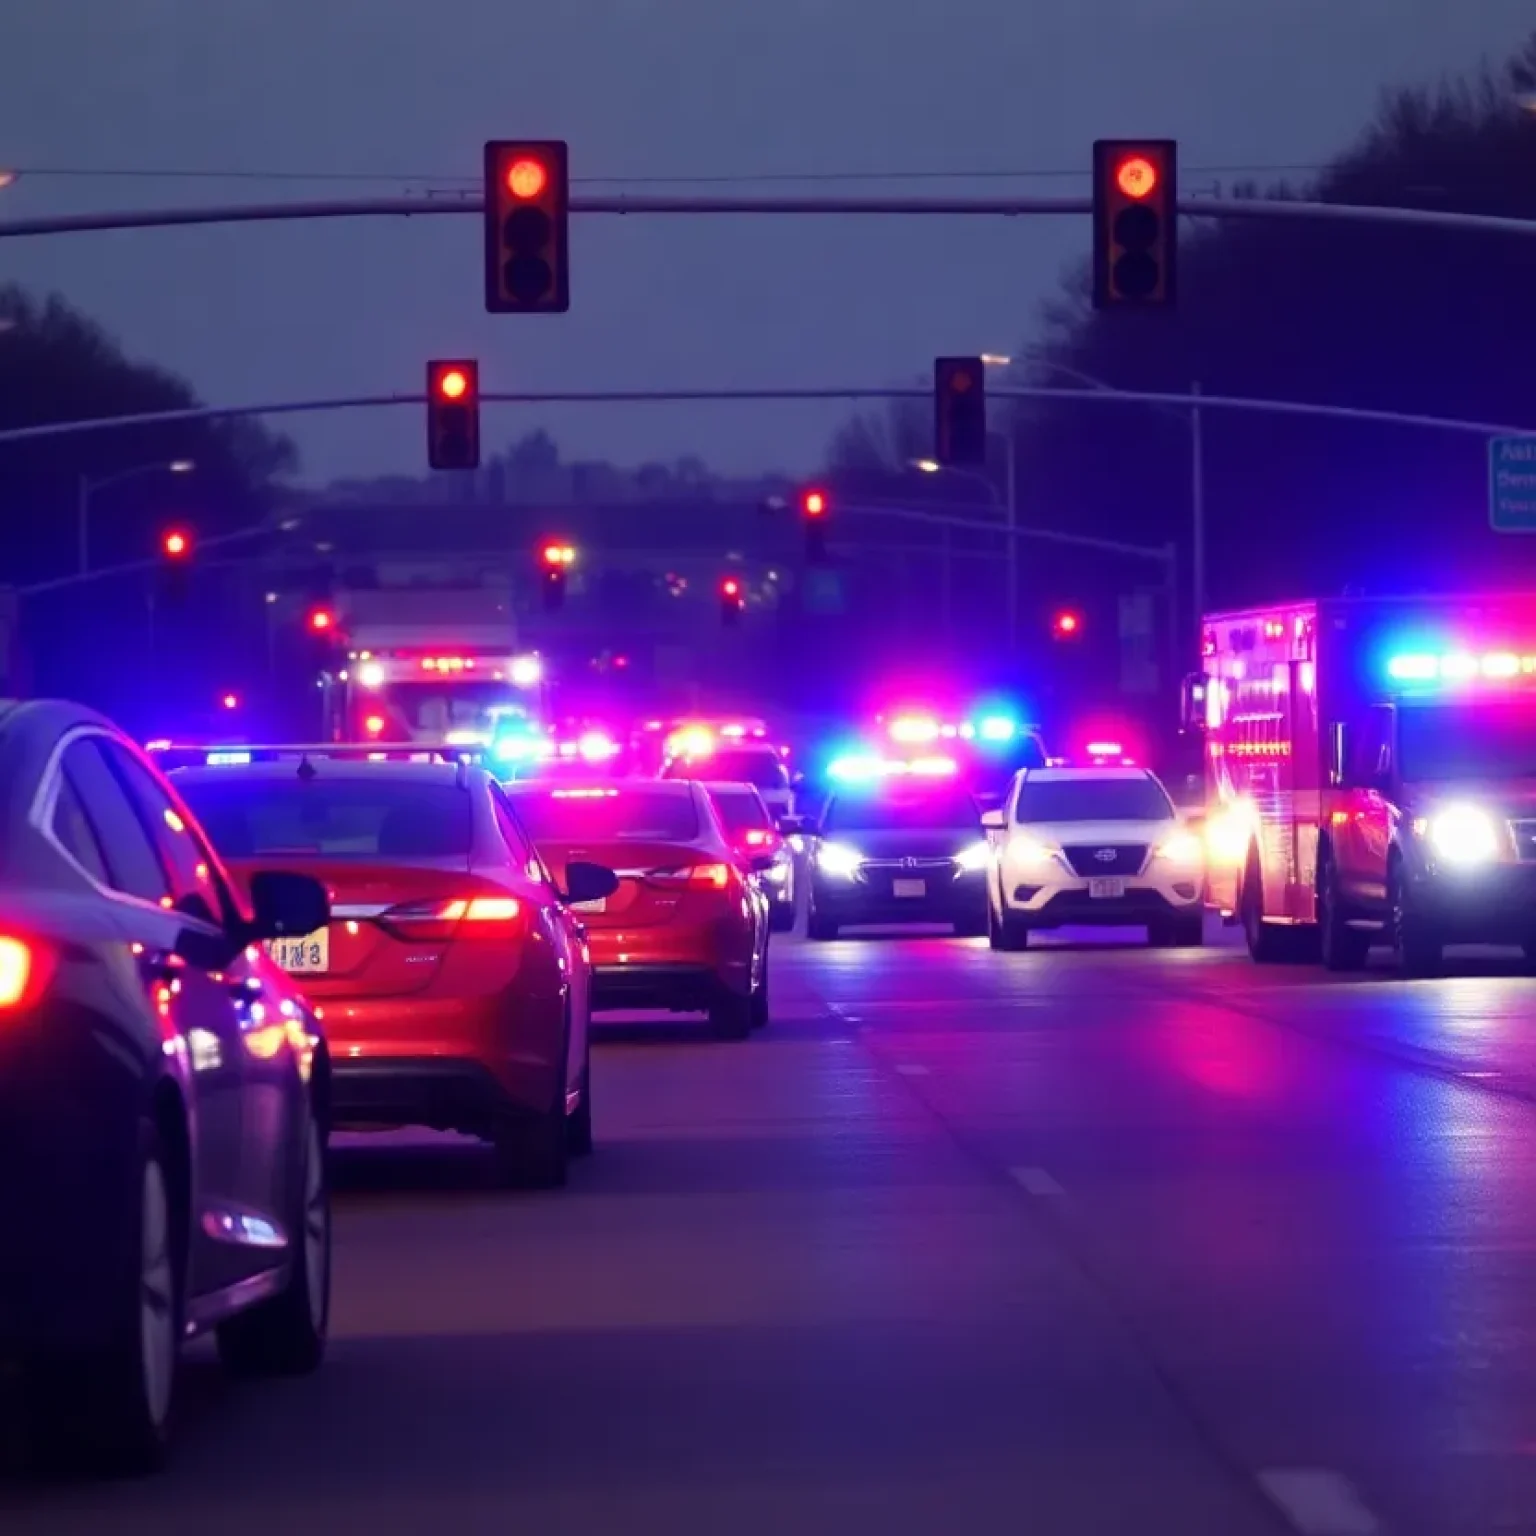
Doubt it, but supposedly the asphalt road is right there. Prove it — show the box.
[7,920,1536,1534]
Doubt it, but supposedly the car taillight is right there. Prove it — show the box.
[380,896,524,943]
[0,935,52,1011]
[742,829,774,848]
[647,863,733,891]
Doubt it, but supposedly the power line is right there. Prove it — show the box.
[0,161,1328,189]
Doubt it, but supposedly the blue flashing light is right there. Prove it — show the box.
[207,750,252,766]
[1387,649,1536,684]
[977,714,1017,743]
[828,753,885,783]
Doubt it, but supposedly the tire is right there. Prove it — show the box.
[988,895,1029,951]
[1390,859,1442,977]
[1241,849,1288,963]
[1319,853,1369,973]
[769,902,795,934]
[24,1118,183,1477]
[807,912,839,941]
[568,1036,594,1158]
[709,985,753,1040]
[217,1103,330,1378]
[954,908,987,939]
[750,965,770,1030]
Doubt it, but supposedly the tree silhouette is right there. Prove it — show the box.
[828,32,1536,611]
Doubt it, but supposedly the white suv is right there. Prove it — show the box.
[980,766,1204,950]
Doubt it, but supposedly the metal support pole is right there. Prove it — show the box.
[1190,382,1205,659]
[1004,432,1019,654]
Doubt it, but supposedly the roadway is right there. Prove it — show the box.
[7,922,1536,1534]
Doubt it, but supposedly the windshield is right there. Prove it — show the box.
[507,786,701,842]
[1014,777,1173,823]
[709,787,771,833]
[823,789,979,833]
[668,749,788,791]
[177,779,472,860]
[1397,704,1536,781]
[367,681,530,738]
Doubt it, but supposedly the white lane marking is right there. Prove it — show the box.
[1257,1469,1379,1534]
[1009,1166,1066,1197]
[893,1063,929,1076]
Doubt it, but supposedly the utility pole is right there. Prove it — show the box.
[1191,381,1205,656]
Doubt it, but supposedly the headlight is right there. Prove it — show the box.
[1007,835,1058,872]
[1422,805,1500,865]
[954,840,990,873]
[816,841,864,878]
[1154,830,1204,865]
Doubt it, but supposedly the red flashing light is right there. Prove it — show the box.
[437,367,469,401]
[1115,154,1159,200]
[505,158,548,200]
[1053,610,1082,637]
[364,714,385,736]
[542,542,575,567]
[162,530,190,559]
[722,577,742,598]
[803,490,827,518]
[220,693,239,711]
[0,934,51,1011]
[308,608,335,633]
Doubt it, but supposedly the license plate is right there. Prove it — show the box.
[571,898,607,914]
[892,879,926,898]
[1088,878,1126,899]
[266,928,330,973]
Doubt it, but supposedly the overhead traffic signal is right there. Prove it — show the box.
[802,487,829,563]
[1092,140,1177,308]
[934,357,987,467]
[158,527,192,605]
[720,576,745,626]
[484,140,570,314]
[1052,609,1083,641]
[541,542,574,611]
[426,360,481,470]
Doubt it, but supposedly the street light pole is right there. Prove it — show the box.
[1004,431,1018,654]
[1190,382,1205,657]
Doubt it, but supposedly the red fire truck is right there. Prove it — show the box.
[317,586,544,745]
[1195,594,1536,973]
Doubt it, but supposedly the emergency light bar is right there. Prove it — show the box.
[828,753,958,783]
[152,742,487,768]
[1386,650,1536,683]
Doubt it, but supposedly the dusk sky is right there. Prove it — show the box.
[3,1,1529,486]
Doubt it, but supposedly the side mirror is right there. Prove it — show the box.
[565,860,620,905]
[247,870,330,942]
[980,808,1006,830]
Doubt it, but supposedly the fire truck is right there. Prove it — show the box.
[317,586,544,745]
[1194,594,1536,973]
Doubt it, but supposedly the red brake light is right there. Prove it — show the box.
[648,863,733,890]
[0,936,51,1010]
[742,828,773,848]
[380,895,524,942]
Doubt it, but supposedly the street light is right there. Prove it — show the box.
[78,459,195,576]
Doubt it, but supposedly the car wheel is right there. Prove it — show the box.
[954,908,987,938]
[806,911,838,941]
[1319,853,1369,972]
[750,964,770,1030]
[1242,848,1290,963]
[24,1118,183,1477]
[491,1018,571,1189]
[568,1037,594,1158]
[217,1101,330,1377]
[709,985,753,1040]
[1390,858,1442,977]
[769,902,795,933]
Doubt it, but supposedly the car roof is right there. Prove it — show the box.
[703,780,762,795]
[172,759,476,787]
[505,776,693,796]
[1021,767,1153,783]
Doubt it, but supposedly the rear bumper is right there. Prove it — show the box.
[592,963,728,1012]
[810,870,986,927]
[331,1058,520,1135]
[586,918,753,1009]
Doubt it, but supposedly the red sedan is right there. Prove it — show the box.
[504,779,773,1039]
[173,749,617,1188]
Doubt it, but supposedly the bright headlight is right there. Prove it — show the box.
[816,841,864,878]
[1007,835,1058,872]
[954,840,990,873]
[1154,830,1204,865]
[1424,805,1500,865]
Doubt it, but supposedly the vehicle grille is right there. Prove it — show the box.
[1510,820,1536,863]
[857,857,958,892]
[1062,844,1148,878]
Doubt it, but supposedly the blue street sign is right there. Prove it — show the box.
[1489,436,1536,531]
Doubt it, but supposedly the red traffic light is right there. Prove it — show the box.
[437,367,469,401]
[542,542,575,567]
[308,607,335,633]
[722,577,743,599]
[802,489,827,518]
[505,158,549,200]
[220,693,239,711]
[1052,610,1082,638]
[1114,154,1159,200]
[162,529,190,559]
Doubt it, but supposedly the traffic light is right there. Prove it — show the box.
[304,606,344,672]
[158,527,191,605]
[1092,140,1177,308]
[934,357,987,467]
[1052,609,1083,641]
[484,140,570,314]
[720,576,745,626]
[426,360,481,470]
[541,542,574,611]
[802,487,829,563]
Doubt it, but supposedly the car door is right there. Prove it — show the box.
[50,731,256,1294]
[99,738,302,1258]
